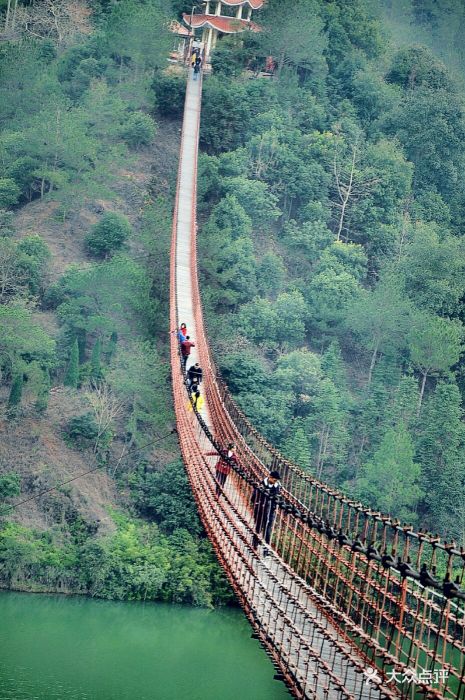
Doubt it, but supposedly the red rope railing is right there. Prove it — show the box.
[169,70,465,700]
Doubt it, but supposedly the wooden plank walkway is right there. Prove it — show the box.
[173,69,394,700]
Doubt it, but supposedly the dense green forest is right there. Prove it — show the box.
[0,0,232,606]
[189,0,465,544]
[1,0,465,603]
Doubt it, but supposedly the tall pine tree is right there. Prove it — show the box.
[416,381,465,542]
[64,338,79,388]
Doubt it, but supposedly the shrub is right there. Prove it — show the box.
[0,472,21,499]
[120,112,156,148]
[151,72,186,118]
[85,212,132,258]
[64,413,99,448]
[0,178,21,209]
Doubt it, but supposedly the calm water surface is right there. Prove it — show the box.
[0,592,289,700]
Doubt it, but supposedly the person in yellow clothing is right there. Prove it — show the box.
[187,389,204,413]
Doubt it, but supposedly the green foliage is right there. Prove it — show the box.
[0,516,233,606]
[281,422,312,470]
[219,350,268,395]
[85,212,132,258]
[0,473,21,500]
[90,338,102,380]
[355,424,422,522]
[416,382,465,539]
[151,71,186,118]
[64,413,99,447]
[120,111,156,148]
[0,178,21,209]
[386,45,452,91]
[131,461,202,536]
[35,368,51,413]
[7,374,23,413]
[64,338,79,388]
[0,304,56,380]
[210,38,246,78]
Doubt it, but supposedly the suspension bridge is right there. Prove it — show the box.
[169,68,465,700]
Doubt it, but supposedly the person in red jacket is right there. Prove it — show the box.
[180,336,195,370]
[205,443,238,497]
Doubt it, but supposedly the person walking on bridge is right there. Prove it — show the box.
[193,55,202,80]
[205,442,238,497]
[187,362,202,389]
[251,470,281,555]
[187,388,204,413]
[180,336,195,370]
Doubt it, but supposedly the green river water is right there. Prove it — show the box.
[0,591,289,700]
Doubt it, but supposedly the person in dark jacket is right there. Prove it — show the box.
[187,362,203,389]
[193,55,202,80]
[180,336,195,370]
[251,470,281,554]
[205,442,238,497]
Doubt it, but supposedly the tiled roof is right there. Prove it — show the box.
[183,13,260,33]
[169,20,191,36]
[221,0,264,8]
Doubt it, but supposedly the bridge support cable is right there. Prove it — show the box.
[169,69,465,700]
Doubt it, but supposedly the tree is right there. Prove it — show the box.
[222,176,280,228]
[281,421,312,471]
[386,45,452,92]
[308,377,349,480]
[407,312,463,414]
[152,72,186,118]
[346,275,413,385]
[236,297,277,346]
[0,238,24,302]
[35,368,51,413]
[259,0,328,85]
[104,0,171,74]
[385,86,465,198]
[332,134,377,241]
[0,304,56,379]
[416,382,465,542]
[85,380,125,455]
[85,212,132,258]
[398,223,465,316]
[15,0,93,46]
[206,195,252,240]
[120,112,156,148]
[256,251,286,299]
[7,373,23,414]
[134,460,202,536]
[307,268,363,336]
[274,290,307,351]
[90,337,102,380]
[355,424,422,523]
[64,337,79,388]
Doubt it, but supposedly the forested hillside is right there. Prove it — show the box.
[1,0,464,605]
[194,0,465,544]
[0,0,232,606]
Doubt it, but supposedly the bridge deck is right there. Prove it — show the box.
[170,70,397,700]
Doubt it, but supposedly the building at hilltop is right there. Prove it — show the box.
[183,0,263,59]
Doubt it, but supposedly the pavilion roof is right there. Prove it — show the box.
[221,0,264,8]
[169,20,191,37]
[183,13,260,33]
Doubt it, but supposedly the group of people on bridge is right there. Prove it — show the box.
[175,321,282,556]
